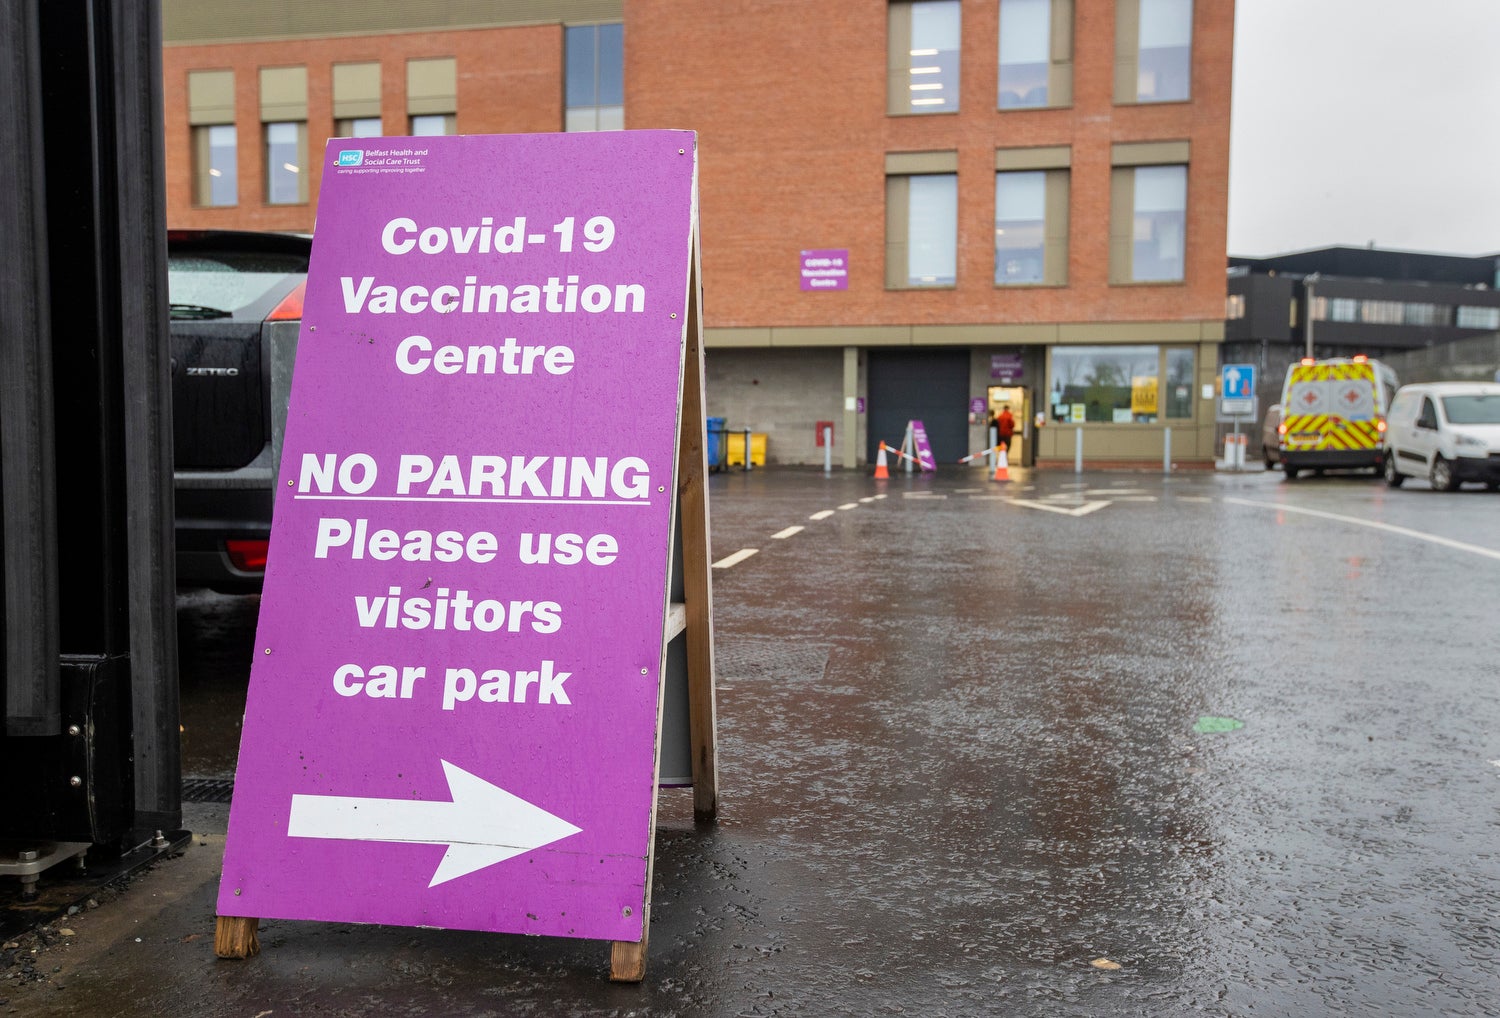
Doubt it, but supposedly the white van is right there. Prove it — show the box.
[1384,382,1500,491]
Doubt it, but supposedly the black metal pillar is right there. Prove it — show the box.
[0,0,178,850]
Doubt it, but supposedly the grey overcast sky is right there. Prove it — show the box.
[1228,0,1500,258]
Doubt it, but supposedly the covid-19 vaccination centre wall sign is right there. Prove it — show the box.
[214,130,718,983]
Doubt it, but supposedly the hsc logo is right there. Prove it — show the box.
[336,150,364,167]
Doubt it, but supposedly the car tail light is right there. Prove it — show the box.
[1376,418,1387,433]
[1352,354,1368,363]
[226,539,269,572]
[1300,357,1315,366]
[1277,423,1287,436]
[268,281,305,321]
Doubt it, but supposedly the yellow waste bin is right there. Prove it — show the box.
[725,432,766,467]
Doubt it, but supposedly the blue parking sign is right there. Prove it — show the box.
[1222,364,1255,400]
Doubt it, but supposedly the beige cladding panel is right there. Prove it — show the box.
[164,0,623,43]
[187,69,234,125]
[333,63,382,119]
[408,57,457,115]
[885,151,959,175]
[1112,140,1191,166]
[259,66,307,121]
[995,146,1071,171]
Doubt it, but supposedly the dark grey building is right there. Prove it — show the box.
[1225,247,1500,449]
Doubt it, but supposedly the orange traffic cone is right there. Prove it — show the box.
[991,445,1010,482]
[873,442,891,479]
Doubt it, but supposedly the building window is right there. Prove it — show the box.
[1048,345,1192,423]
[409,114,455,136]
[333,62,381,138]
[407,57,456,136]
[998,0,1072,109]
[886,152,958,287]
[1360,299,1404,325]
[192,124,237,207]
[264,122,307,204]
[335,117,383,138]
[189,69,236,207]
[1111,164,1186,283]
[1404,302,1448,327]
[1458,305,1500,329]
[888,1,960,115]
[1116,0,1192,104]
[994,162,1068,285]
[1226,293,1245,319]
[1165,347,1194,418]
[566,23,624,131]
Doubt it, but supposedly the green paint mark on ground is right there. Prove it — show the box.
[1193,716,1245,734]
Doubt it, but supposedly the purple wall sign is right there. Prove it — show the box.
[910,419,937,472]
[216,131,697,945]
[991,353,1024,383]
[800,248,848,291]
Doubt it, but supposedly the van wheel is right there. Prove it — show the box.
[1385,455,1404,487]
[1431,456,1459,492]
[1283,464,1299,480]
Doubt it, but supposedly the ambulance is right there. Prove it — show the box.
[1274,356,1399,479]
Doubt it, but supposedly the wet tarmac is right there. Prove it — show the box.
[8,465,1500,1016]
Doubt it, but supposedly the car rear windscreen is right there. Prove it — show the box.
[168,251,308,317]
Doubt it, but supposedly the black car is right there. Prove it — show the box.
[169,230,309,591]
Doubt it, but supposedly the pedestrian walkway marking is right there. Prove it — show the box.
[1007,499,1111,517]
[809,510,835,520]
[771,526,804,539]
[1223,497,1500,562]
[838,502,859,510]
[712,548,759,569]
[902,492,948,499]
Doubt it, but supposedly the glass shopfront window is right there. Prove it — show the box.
[1048,345,1194,423]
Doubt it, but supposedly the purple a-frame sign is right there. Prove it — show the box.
[216,131,707,962]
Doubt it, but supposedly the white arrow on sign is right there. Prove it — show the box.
[288,760,582,887]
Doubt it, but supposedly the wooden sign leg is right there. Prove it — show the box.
[214,915,261,959]
[677,234,719,822]
[610,932,649,982]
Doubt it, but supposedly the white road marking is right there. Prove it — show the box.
[809,510,836,520]
[873,493,888,500]
[1007,499,1112,517]
[712,548,760,569]
[858,497,877,503]
[903,492,948,499]
[771,526,804,539]
[1223,496,1500,561]
[838,502,859,510]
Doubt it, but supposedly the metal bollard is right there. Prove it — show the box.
[743,429,752,472]
[1163,426,1172,474]
[823,426,832,475]
[1074,427,1083,474]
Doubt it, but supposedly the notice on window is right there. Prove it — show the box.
[1131,376,1159,416]
[217,131,697,944]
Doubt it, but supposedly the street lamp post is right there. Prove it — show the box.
[1304,272,1319,359]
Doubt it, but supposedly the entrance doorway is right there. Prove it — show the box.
[987,385,1031,466]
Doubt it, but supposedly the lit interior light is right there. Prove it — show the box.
[909,83,944,91]
[910,98,946,106]
[283,162,300,173]
[910,48,938,56]
[909,66,941,75]
[208,169,222,177]
[995,228,1006,235]
[920,276,938,283]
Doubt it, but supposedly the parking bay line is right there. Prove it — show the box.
[712,548,760,569]
[771,526,804,539]
[809,509,836,521]
[1223,496,1500,562]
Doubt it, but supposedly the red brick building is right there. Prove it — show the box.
[163,0,1234,467]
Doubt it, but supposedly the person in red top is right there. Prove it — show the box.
[996,405,1016,452]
